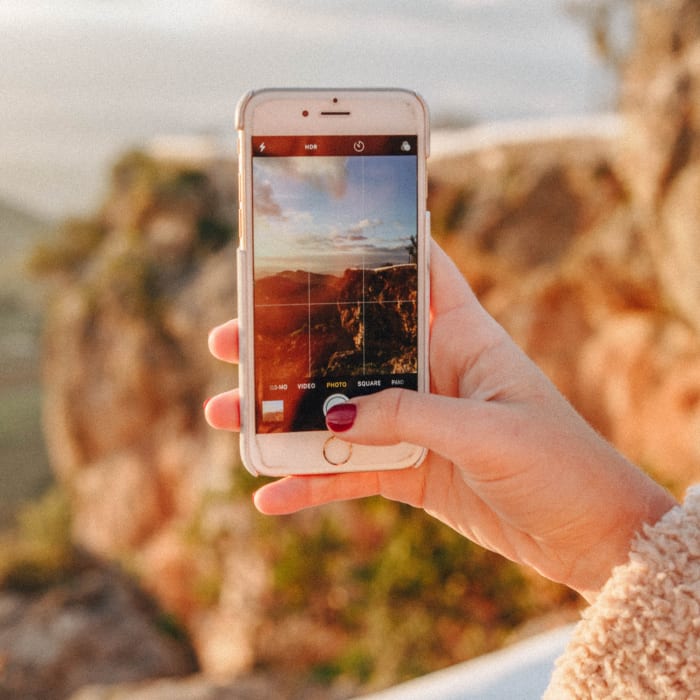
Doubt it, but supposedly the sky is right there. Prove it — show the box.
[0,0,615,220]
[253,154,417,275]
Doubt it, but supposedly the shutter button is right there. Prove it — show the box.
[323,393,349,415]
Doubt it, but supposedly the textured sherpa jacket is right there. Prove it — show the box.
[544,486,700,699]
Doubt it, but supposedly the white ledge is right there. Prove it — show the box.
[431,113,622,160]
[355,623,575,700]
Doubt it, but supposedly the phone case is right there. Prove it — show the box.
[236,88,430,476]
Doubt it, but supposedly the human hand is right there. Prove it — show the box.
[205,240,676,601]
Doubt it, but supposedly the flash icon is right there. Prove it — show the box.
[259,142,266,153]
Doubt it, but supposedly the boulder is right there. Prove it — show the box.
[0,555,197,700]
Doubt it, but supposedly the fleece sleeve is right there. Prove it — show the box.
[543,485,700,699]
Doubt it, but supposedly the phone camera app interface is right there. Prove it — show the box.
[251,135,419,432]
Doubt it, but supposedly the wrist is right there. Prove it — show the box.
[574,475,678,603]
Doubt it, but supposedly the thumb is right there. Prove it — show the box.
[326,388,499,463]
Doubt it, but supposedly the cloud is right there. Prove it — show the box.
[260,156,349,199]
[330,218,382,249]
[254,179,284,218]
[348,218,381,234]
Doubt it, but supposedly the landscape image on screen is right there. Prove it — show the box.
[252,152,418,432]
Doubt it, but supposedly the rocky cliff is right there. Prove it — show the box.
[428,0,700,490]
[253,264,417,378]
[431,130,700,489]
[333,264,417,375]
[32,151,269,677]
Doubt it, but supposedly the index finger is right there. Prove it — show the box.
[428,238,479,317]
[252,465,428,515]
[208,319,239,363]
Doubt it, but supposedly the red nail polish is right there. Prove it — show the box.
[203,398,211,410]
[326,403,356,432]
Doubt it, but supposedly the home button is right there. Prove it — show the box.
[323,436,352,466]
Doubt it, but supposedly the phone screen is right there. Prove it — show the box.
[251,134,419,433]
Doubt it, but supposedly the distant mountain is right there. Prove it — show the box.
[254,270,343,307]
[0,200,52,524]
[0,197,49,245]
[0,198,51,304]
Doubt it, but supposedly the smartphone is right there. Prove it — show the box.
[236,88,429,476]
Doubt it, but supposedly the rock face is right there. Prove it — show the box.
[428,0,700,491]
[618,0,700,333]
[432,125,700,488]
[333,264,418,374]
[36,153,268,677]
[0,554,197,700]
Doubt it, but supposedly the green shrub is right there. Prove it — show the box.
[111,150,159,192]
[29,218,106,277]
[197,216,233,252]
[0,487,76,592]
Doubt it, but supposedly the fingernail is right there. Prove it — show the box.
[326,403,357,432]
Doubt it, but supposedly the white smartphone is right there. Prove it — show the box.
[236,88,430,476]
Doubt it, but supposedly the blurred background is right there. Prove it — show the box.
[1,0,616,220]
[3,1,700,699]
